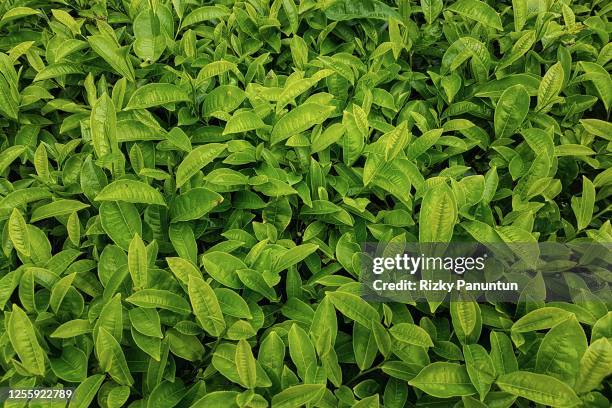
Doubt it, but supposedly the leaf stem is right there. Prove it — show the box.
[346,363,383,386]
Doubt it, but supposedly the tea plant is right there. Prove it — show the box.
[0,0,610,407]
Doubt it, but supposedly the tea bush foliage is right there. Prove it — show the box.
[0,0,610,407]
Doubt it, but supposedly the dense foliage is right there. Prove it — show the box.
[0,0,610,407]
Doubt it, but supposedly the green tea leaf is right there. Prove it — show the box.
[575,337,612,394]
[327,291,379,328]
[512,307,573,333]
[463,344,495,400]
[128,233,148,289]
[126,83,190,110]
[133,9,166,64]
[537,62,564,112]
[8,305,46,375]
[571,176,595,231]
[271,103,335,145]
[95,179,166,205]
[494,85,529,138]
[448,0,503,30]
[235,339,257,388]
[389,323,434,347]
[409,362,477,398]
[87,35,135,81]
[126,289,191,314]
[96,327,134,386]
[535,316,586,385]
[419,183,457,242]
[175,144,227,188]
[271,384,325,408]
[188,275,225,336]
[496,371,581,407]
[68,374,105,408]
[9,209,30,256]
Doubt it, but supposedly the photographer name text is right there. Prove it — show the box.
[371,279,518,292]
